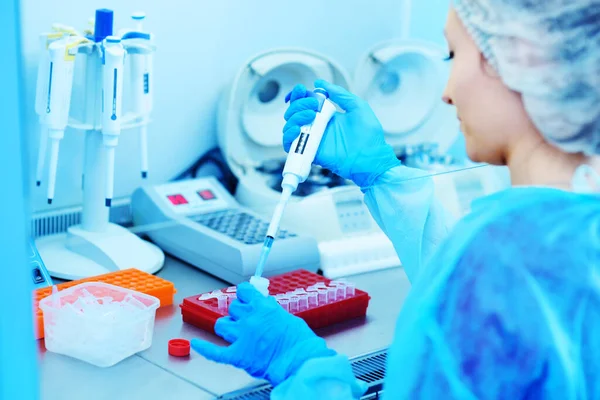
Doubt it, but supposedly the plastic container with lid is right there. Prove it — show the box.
[39,282,159,367]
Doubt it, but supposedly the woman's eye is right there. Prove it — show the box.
[444,51,455,61]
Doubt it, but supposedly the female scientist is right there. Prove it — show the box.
[192,0,600,398]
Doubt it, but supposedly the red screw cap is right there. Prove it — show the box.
[168,339,190,357]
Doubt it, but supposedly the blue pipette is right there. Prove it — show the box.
[253,186,292,277]
[254,236,274,277]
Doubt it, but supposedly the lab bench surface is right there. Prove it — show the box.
[39,256,411,400]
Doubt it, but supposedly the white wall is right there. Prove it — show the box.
[409,0,449,47]
[21,0,410,212]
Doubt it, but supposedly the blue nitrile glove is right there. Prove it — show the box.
[191,282,336,386]
[283,79,401,189]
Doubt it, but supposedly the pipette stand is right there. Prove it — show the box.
[36,40,163,281]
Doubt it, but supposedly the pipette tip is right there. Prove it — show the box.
[36,181,41,187]
[47,198,53,205]
[105,198,112,207]
[141,171,147,179]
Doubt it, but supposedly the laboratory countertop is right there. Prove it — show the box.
[39,257,411,400]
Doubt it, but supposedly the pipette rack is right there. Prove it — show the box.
[33,268,176,339]
[180,269,370,334]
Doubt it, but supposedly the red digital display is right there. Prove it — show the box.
[167,194,188,205]
[197,190,216,200]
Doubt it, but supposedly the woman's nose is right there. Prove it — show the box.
[442,94,453,105]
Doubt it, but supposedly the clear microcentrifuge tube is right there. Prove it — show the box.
[198,293,213,301]
[334,285,346,300]
[345,282,356,297]
[330,280,347,299]
[317,288,328,305]
[278,297,290,312]
[307,292,318,308]
[226,286,237,293]
[289,296,299,313]
[226,293,237,306]
[298,294,308,312]
[327,287,337,303]
[216,294,227,311]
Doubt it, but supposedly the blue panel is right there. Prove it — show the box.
[0,0,40,398]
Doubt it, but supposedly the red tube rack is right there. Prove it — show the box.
[180,269,370,334]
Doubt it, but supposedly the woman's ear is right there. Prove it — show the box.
[480,53,500,78]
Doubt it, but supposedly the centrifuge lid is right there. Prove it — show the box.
[218,48,351,174]
[354,39,459,152]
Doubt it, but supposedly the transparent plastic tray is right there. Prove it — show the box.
[39,282,160,367]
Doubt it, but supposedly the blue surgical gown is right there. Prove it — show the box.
[272,166,600,399]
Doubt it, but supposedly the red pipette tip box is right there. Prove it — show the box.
[180,269,370,334]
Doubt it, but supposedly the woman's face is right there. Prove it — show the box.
[442,8,537,165]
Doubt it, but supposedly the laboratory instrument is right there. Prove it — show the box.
[213,49,383,279]
[28,239,53,290]
[34,24,76,188]
[34,9,163,280]
[44,33,89,204]
[254,88,337,278]
[33,268,175,340]
[39,282,160,367]
[182,269,369,334]
[131,177,320,283]
[101,36,125,207]
[120,12,154,179]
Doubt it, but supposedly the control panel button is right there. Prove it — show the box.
[198,190,216,201]
[167,194,189,205]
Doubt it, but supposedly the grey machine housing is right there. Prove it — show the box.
[131,177,321,284]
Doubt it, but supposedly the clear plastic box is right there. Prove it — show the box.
[39,282,160,367]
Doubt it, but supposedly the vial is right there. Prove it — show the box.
[226,286,237,293]
[298,294,308,312]
[198,293,214,301]
[249,276,270,297]
[327,287,337,303]
[317,288,328,305]
[345,282,356,297]
[216,294,227,311]
[226,293,236,306]
[278,297,290,312]
[335,285,346,300]
[307,292,318,308]
[289,296,299,313]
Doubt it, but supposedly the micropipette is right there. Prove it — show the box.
[253,88,337,280]
[124,12,153,179]
[101,36,125,207]
[44,34,85,204]
[34,27,64,187]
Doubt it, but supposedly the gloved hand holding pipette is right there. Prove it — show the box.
[252,86,339,284]
[283,80,401,190]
